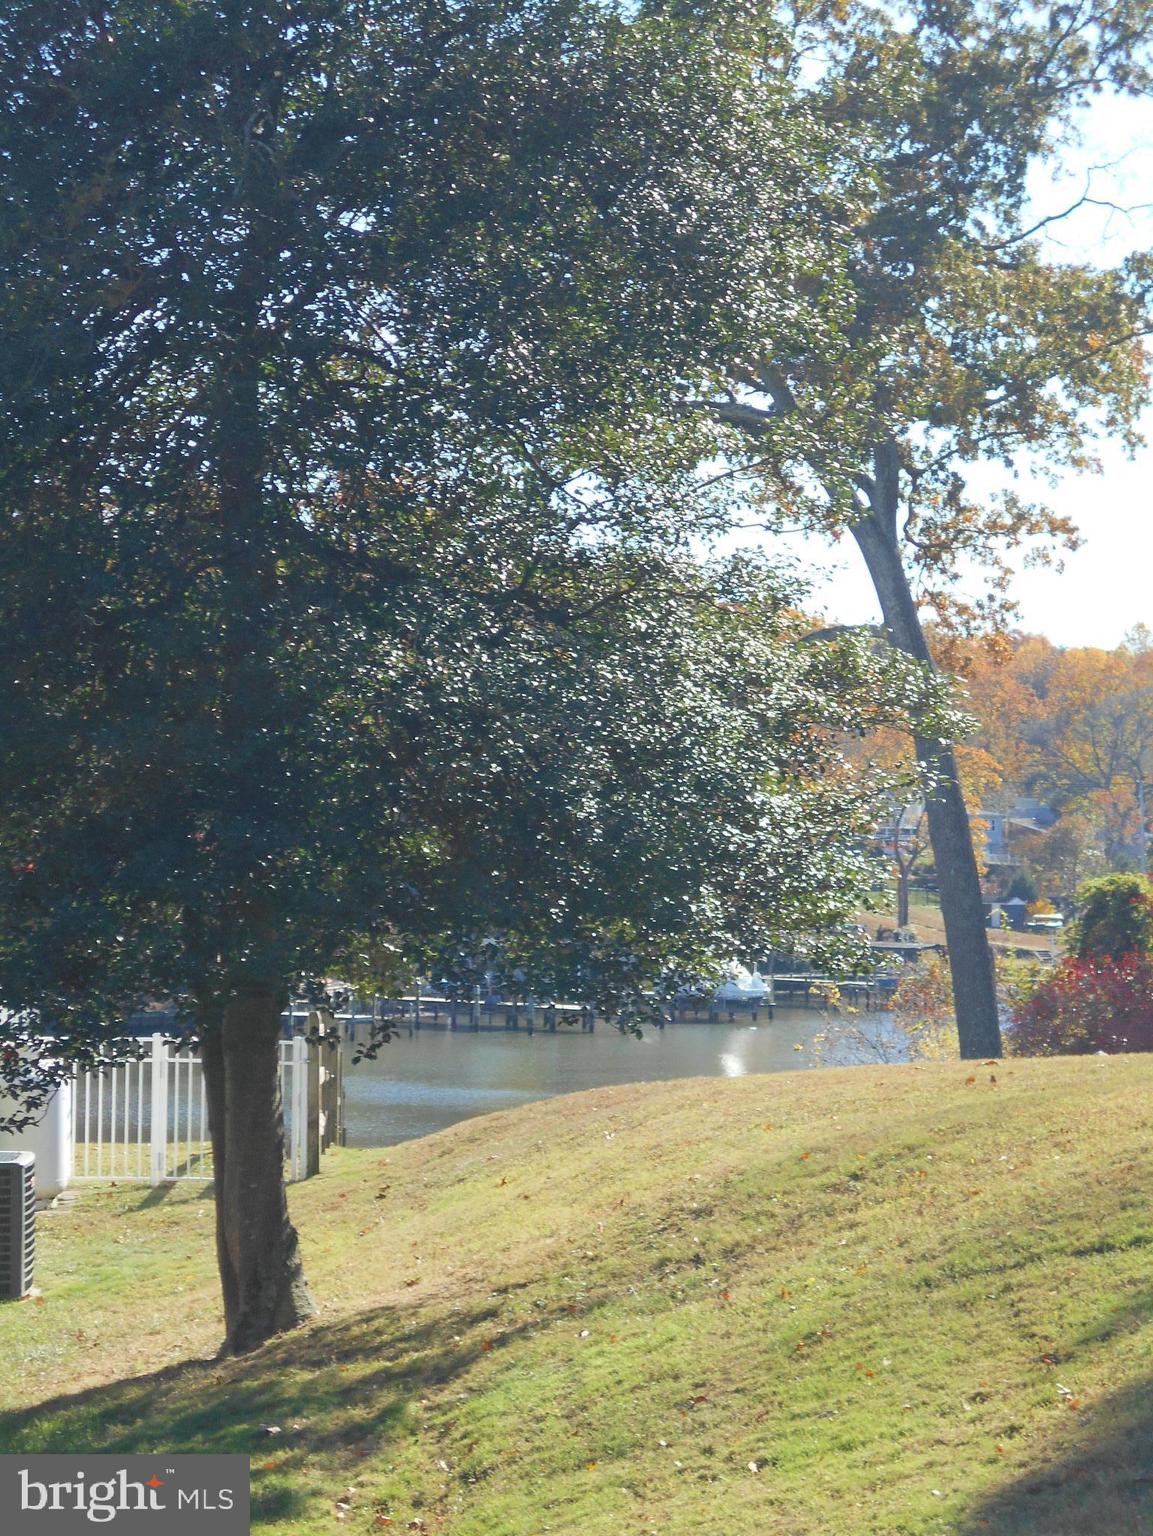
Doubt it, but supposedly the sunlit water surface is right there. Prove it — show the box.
[343,1010,893,1146]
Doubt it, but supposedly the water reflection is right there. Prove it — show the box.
[344,1010,831,1147]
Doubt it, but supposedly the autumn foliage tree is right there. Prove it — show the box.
[1025,643,1153,870]
[958,631,1153,887]
[697,0,1153,1058]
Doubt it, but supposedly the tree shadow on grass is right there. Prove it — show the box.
[0,1295,513,1482]
[956,1289,1153,1536]
[129,1181,216,1209]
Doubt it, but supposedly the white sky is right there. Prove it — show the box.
[741,90,1153,651]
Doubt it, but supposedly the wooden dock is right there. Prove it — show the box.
[673,971,897,1021]
[307,970,900,1040]
[320,997,598,1036]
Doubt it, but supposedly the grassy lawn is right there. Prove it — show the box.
[857,906,1061,955]
[2,1056,1152,1534]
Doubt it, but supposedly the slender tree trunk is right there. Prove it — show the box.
[1135,771,1149,871]
[206,981,313,1354]
[852,444,1002,1059]
[896,865,910,929]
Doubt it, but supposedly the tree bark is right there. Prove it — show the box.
[200,1022,241,1331]
[207,981,314,1354]
[852,450,1002,1059]
[896,866,910,929]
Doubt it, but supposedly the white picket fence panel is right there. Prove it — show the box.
[72,1032,333,1186]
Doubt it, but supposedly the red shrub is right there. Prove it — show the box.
[1009,955,1153,1056]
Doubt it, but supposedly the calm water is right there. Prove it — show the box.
[344,1010,835,1146]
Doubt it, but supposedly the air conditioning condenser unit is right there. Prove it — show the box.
[0,1151,36,1299]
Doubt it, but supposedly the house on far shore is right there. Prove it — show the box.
[874,795,1056,878]
[980,797,1056,870]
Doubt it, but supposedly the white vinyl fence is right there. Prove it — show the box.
[72,1029,344,1186]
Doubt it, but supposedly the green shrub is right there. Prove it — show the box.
[1070,872,1153,961]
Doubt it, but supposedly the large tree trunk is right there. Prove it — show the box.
[202,981,314,1354]
[852,447,1002,1059]
[200,1022,240,1332]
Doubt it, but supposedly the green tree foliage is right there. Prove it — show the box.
[1004,870,1039,905]
[0,0,934,1350]
[691,0,1153,1058]
[1071,872,1153,961]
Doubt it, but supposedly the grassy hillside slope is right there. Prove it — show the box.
[2,1056,1152,1535]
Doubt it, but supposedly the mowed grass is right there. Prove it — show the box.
[2,1056,1153,1535]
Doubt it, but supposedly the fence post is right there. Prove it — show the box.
[334,1031,345,1147]
[149,1033,168,1187]
[306,1032,322,1178]
[288,1035,308,1182]
[324,1015,345,1149]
